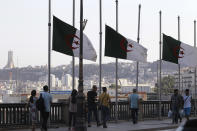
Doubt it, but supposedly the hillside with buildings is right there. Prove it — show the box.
[0,52,187,103]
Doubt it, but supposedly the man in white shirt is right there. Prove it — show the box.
[183,89,192,121]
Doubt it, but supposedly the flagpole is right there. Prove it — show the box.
[115,0,118,122]
[136,4,141,91]
[157,61,159,98]
[99,0,102,95]
[48,0,51,128]
[178,16,181,94]
[159,10,162,120]
[194,20,196,116]
[72,0,75,90]
[48,0,51,92]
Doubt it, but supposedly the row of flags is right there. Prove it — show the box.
[52,16,197,67]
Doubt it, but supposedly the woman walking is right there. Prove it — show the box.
[68,89,78,130]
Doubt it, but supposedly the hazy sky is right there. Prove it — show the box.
[0,0,197,68]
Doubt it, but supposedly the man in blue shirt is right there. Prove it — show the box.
[41,85,52,131]
[129,89,139,124]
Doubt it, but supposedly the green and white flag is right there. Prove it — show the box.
[105,25,147,62]
[163,34,197,67]
[52,16,97,62]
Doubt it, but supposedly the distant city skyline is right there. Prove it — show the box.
[1,0,197,68]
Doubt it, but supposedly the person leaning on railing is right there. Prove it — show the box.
[40,85,52,131]
[128,89,140,124]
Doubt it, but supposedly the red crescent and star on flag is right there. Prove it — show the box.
[173,46,184,58]
[65,34,80,50]
[120,38,133,52]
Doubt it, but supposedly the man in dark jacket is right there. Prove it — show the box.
[171,89,183,124]
[87,85,100,127]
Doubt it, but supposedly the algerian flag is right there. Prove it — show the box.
[105,25,147,62]
[163,34,197,67]
[52,16,97,62]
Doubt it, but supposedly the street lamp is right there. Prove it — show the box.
[75,0,87,131]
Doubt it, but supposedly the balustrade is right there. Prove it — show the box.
[0,100,196,128]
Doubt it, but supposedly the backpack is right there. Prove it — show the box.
[36,93,45,111]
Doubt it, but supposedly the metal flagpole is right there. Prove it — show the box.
[194,20,196,116]
[72,0,75,90]
[178,16,181,93]
[98,0,103,123]
[159,11,162,120]
[48,0,52,128]
[99,0,102,95]
[76,0,86,130]
[136,4,141,91]
[16,57,18,91]
[48,0,51,92]
[157,61,159,99]
[115,0,118,122]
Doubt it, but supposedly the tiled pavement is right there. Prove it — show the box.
[2,118,187,131]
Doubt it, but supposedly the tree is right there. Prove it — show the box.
[154,75,175,95]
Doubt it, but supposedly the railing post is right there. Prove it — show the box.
[61,101,69,126]
[138,100,143,121]
[195,99,197,116]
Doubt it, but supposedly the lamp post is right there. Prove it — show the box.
[75,0,87,131]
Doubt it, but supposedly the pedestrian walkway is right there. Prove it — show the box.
[3,119,184,131]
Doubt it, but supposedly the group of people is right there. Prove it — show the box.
[68,86,141,130]
[28,85,192,130]
[170,89,192,124]
[28,85,52,131]
[28,85,111,131]
[68,85,111,130]
[27,85,153,130]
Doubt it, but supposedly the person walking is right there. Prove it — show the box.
[171,89,182,124]
[99,87,111,128]
[178,91,184,123]
[87,85,100,127]
[29,90,37,131]
[183,89,192,121]
[68,89,77,130]
[129,88,139,124]
[40,85,52,131]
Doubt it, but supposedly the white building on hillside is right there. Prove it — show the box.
[62,74,73,90]
[174,68,196,96]
[50,74,56,88]
[121,84,152,93]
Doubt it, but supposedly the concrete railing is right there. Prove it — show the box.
[0,103,64,128]
[0,100,196,128]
